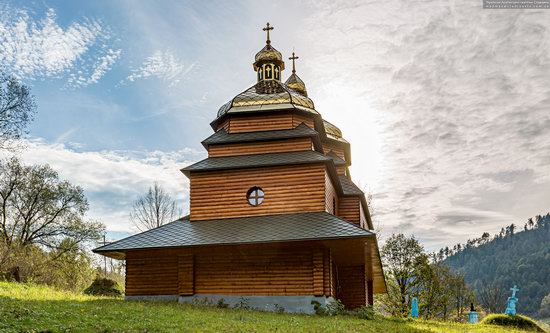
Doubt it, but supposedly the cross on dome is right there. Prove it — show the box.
[263,22,274,45]
[289,52,299,74]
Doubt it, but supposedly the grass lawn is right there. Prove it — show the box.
[0,282,544,333]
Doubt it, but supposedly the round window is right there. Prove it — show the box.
[247,187,265,206]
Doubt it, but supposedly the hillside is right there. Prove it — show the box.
[445,213,550,316]
[0,282,538,333]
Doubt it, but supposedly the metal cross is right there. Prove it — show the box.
[263,22,274,44]
[289,51,299,74]
[510,285,519,298]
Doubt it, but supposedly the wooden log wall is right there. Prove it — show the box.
[337,265,367,309]
[208,138,312,157]
[322,143,346,161]
[190,164,326,220]
[227,113,294,133]
[359,202,367,230]
[325,171,338,215]
[338,197,360,225]
[219,112,315,134]
[178,254,194,295]
[125,257,178,296]
[292,114,315,129]
[125,246,334,297]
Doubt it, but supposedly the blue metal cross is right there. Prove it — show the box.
[510,285,519,298]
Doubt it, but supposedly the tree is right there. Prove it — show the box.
[0,157,103,250]
[380,233,429,317]
[0,74,36,149]
[130,182,180,232]
[539,293,550,318]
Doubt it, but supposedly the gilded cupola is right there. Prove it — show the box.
[253,23,285,82]
[285,52,308,96]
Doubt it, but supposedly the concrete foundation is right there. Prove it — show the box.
[125,295,179,302]
[178,294,335,314]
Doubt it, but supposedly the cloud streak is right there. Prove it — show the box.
[0,6,120,87]
[121,50,195,87]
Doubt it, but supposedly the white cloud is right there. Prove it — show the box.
[0,6,120,86]
[2,138,203,234]
[66,49,122,88]
[300,0,550,249]
[121,50,194,87]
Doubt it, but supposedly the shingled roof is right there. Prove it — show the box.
[201,123,321,150]
[93,212,375,258]
[339,175,364,196]
[181,150,333,176]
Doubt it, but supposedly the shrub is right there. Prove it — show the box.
[83,278,122,297]
[354,305,376,320]
[481,314,546,332]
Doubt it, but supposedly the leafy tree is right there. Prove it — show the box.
[130,182,180,232]
[380,233,428,317]
[0,74,36,149]
[539,293,550,318]
[0,157,103,251]
[445,213,550,315]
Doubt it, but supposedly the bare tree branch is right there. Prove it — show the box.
[130,182,180,232]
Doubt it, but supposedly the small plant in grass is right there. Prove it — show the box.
[273,303,285,313]
[234,297,250,310]
[216,298,229,308]
[354,305,375,320]
[83,278,122,297]
[192,296,214,306]
[312,299,346,316]
[481,314,546,332]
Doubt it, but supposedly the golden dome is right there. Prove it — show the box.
[285,73,307,97]
[217,80,316,118]
[324,119,344,140]
[254,45,283,67]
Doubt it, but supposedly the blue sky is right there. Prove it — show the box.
[2,0,550,250]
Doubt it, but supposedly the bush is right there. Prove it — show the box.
[481,314,546,332]
[83,278,122,297]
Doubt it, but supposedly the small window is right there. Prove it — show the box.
[247,186,265,206]
[258,68,263,80]
[274,65,280,80]
[265,65,273,79]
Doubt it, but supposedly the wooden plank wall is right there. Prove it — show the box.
[125,246,335,297]
[227,113,294,133]
[324,171,337,215]
[217,118,230,132]
[322,143,346,161]
[338,197,360,225]
[195,248,315,295]
[359,202,367,230]
[208,138,312,157]
[337,265,366,309]
[292,114,315,128]
[125,257,178,296]
[178,254,194,295]
[190,164,326,220]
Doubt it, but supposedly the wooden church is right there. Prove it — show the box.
[94,23,386,313]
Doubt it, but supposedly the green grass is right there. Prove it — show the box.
[0,282,543,333]
[481,314,547,332]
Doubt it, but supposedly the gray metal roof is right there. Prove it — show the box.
[181,150,332,176]
[201,123,319,148]
[339,175,364,196]
[93,212,374,253]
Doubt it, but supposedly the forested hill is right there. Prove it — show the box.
[443,213,550,316]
